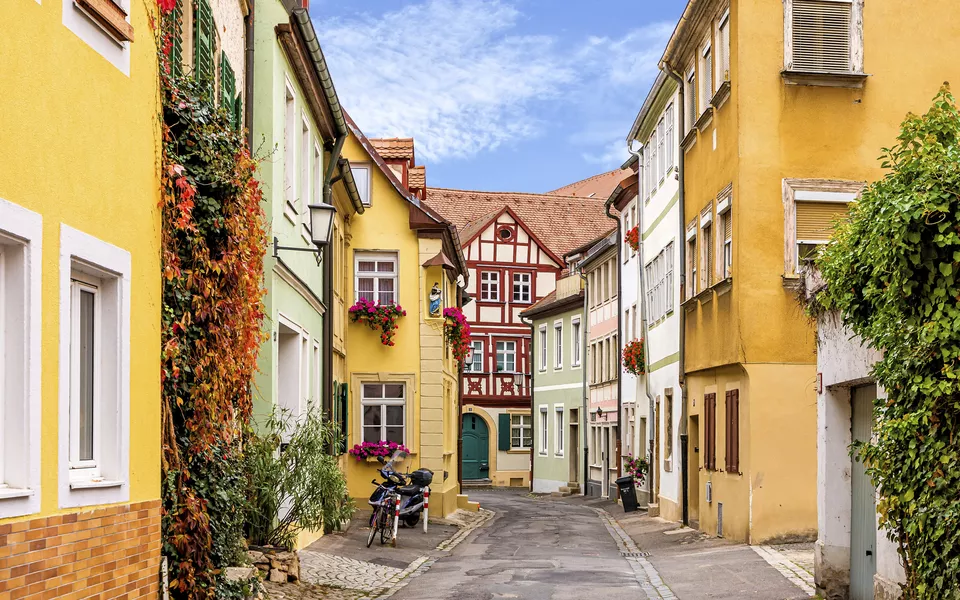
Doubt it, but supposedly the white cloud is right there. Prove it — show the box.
[316,1,673,165]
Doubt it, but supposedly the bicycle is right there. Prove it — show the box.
[367,488,400,547]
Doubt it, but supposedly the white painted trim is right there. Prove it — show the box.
[0,198,43,519]
[794,191,858,203]
[553,319,563,371]
[570,316,582,368]
[538,324,547,372]
[273,261,325,315]
[62,0,131,75]
[533,382,583,392]
[58,224,131,509]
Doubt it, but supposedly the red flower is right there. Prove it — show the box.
[624,225,640,253]
[622,339,646,376]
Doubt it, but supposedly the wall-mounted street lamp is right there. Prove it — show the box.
[273,203,338,264]
[513,372,525,392]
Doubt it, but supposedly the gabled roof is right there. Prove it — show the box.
[369,138,415,162]
[456,205,565,267]
[426,187,611,258]
[458,208,503,247]
[519,288,585,320]
[547,169,631,199]
[408,165,425,189]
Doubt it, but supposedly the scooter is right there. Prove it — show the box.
[368,453,433,528]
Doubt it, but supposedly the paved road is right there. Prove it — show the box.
[392,489,650,600]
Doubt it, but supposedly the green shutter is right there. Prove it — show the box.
[338,382,349,454]
[166,0,183,78]
[220,53,236,118]
[498,413,511,451]
[193,0,215,94]
[233,94,243,131]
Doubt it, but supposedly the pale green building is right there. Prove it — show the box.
[523,275,585,495]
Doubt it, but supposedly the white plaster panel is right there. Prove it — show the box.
[496,243,512,262]
[480,228,494,241]
[469,240,479,261]
[463,302,477,322]
[481,244,494,261]
[500,213,515,224]
[517,245,529,263]
[479,306,501,322]
[517,229,529,243]
[536,271,556,297]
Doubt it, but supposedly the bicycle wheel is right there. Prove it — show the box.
[366,506,380,548]
[380,496,395,545]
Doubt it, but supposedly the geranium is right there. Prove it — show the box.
[348,441,411,461]
[622,338,646,376]
[623,453,649,485]
[349,299,407,346]
[443,307,472,364]
[624,225,639,252]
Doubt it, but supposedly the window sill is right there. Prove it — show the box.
[782,274,802,290]
[781,70,869,89]
[69,478,124,490]
[508,448,532,454]
[682,296,698,312]
[680,128,698,151]
[712,276,733,296]
[0,487,35,500]
[283,203,298,225]
[554,453,564,458]
[711,80,731,109]
[695,287,714,304]
[363,454,416,464]
[74,0,134,43]
[695,107,715,132]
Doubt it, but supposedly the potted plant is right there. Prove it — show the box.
[348,440,411,461]
[348,298,407,346]
[623,453,649,485]
[622,338,646,376]
[443,307,472,364]
[624,225,639,253]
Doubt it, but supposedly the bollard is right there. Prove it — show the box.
[423,487,429,533]
[392,494,400,542]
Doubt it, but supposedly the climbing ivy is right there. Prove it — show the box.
[816,85,960,599]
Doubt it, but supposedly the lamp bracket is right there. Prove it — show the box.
[273,237,324,266]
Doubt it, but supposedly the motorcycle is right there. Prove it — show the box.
[368,451,433,529]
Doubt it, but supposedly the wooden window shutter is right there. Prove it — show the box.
[166,0,184,78]
[498,413,511,451]
[796,201,849,240]
[731,390,740,472]
[220,54,236,124]
[724,211,732,242]
[792,0,852,73]
[704,393,716,470]
[193,0,215,91]
[233,95,243,132]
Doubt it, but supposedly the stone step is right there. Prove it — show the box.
[457,494,481,512]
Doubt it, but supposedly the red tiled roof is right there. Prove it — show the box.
[426,187,612,258]
[369,138,414,161]
[547,169,631,199]
[408,165,425,189]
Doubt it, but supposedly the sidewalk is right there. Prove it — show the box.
[540,494,816,599]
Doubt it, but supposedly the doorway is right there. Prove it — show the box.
[688,415,700,526]
[850,385,877,600]
[462,414,489,481]
[569,409,579,485]
[602,427,610,498]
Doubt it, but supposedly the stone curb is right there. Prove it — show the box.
[751,545,816,596]
[435,509,495,552]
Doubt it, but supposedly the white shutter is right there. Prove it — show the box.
[792,0,852,73]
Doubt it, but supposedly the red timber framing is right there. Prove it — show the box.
[461,207,563,409]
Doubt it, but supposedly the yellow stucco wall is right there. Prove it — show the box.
[0,0,161,521]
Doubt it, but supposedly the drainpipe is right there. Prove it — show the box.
[457,285,464,492]
[579,270,589,494]
[242,0,255,149]
[520,315,535,492]
[605,203,622,500]
[662,62,689,525]
[321,135,346,426]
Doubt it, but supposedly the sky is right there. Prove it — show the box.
[309,0,685,193]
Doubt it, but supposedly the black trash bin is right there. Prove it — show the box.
[616,476,639,513]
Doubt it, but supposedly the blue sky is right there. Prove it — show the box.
[310,1,685,193]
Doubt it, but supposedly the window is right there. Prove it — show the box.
[649,128,659,190]
[644,146,653,198]
[466,340,483,373]
[538,326,547,372]
[700,43,713,112]
[513,272,531,303]
[59,225,131,508]
[783,179,862,275]
[299,115,310,226]
[701,206,714,289]
[63,0,134,73]
[656,116,666,181]
[283,83,296,216]
[645,243,675,323]
[355,252,397,304]
[0,199,42,518]
[539,407,548,455]
[555,407,564,456]
[686,225,698,299]
[685,67,697,132]
[361,383,405,444]
[554,321,563,369]
[312,141,322,215]
[511,414,532,449]
[665,242,675,311]
[571,317,581,367]
[313,341,321,407]
[787,0,861,74]
[496,340,516,373]
[480,271,500,302]
[718,195,733,279]
[664,390,674,471]
[352,165,371,207]
[704,393,717,470]
[718,10,731,82]
[624,307,632,342]
[665,103,675,171]
[725,389,740,473]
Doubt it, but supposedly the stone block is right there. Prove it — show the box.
[269,568,287,583]
[225,566,257,581]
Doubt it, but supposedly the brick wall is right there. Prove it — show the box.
[0,499,162,599]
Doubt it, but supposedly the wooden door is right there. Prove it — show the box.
[688,415,700,524]
[851,385,877,600]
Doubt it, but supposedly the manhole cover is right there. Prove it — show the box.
[620,551,651,558]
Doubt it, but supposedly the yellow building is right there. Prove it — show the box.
[660,0,958,543]
[338,119,472,518]
[0,0,161,596]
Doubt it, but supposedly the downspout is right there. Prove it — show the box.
[321,135,346,425]
[579,270,589,493]
[604,203,622,498]
[243,0,255,148]
[520,315,535,491]
[626,143,656,507]
[662,62,689,525]
[457,285,464,492]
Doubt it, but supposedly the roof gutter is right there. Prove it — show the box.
[333,158,365,215]
[659,0,703,69]
[290,7,347,138]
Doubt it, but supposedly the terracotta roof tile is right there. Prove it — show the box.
[369,138,415,160]
[408,165,425,189]
[426,187,612,258]
[547,169,631,199]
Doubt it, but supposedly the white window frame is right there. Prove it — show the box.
[718,9,731,83]
[700,206,714,290]
[496,340,516,373]
[538,406,549,455]
[58,224,131,509]
[307,138,322,240]
[466,340,484,373]
[0,199,42,518]
[571,317,582,368]
[554,405,564,456]
[665,103,675,171]
[686,224,698,299]
[700,42,713,113]
[554,320,563,370]
[685,66,697,133]
[299,113,311,235]
[360,382,406,445]
[354,251,398,305]
[510,413,532,450]
[313,340,321,407]
[538,325,547,372]
[69,273,102,480]
[480,271,500,302]
[512,272,531,303]
[62,0,132,74]
[782,178,864,276]
[784,0,863,74]
[351,164,372,207]
[283,81,297,222]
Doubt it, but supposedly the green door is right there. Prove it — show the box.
[462,414,489,481]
